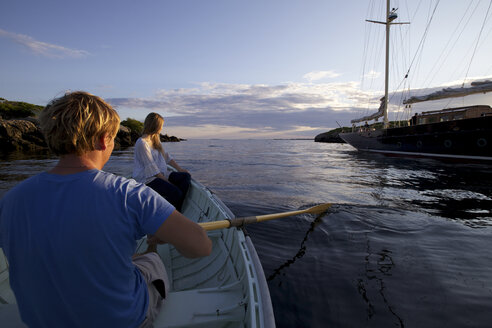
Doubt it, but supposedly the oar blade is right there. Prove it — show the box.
[306,203,332,215]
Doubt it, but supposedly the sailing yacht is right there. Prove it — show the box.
[339,1,492,162]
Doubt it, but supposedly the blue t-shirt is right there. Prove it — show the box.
[0,169,175,327]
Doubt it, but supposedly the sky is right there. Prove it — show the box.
[1,0,492,139]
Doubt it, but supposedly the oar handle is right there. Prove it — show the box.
[200,216,258,231]
[199,203,332,231]
[199,220,231,231]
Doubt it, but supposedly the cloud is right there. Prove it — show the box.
[303,70,341,82]
[0,28,90,58]
[108,76,492,138]
[107,81,377,138]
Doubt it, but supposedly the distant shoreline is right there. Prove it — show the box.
[273,138,313,140]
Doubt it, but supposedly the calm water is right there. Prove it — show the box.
[2,139,492,327]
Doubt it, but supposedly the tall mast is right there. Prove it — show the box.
[366,1,408,129]
[383,0,391,128]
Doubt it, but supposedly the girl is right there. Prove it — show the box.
[133,113,191,211]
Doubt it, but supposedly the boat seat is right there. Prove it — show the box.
[154,284,247,328]
[0,304,27,328]
[0,249,26,327]
[0,286,247,328]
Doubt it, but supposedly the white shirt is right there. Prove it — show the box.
[133,138,173,184]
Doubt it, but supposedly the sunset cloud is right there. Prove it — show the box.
[107,81,378,138]
[107,77,492,139]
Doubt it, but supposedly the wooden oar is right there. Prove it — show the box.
[199,203,332,231]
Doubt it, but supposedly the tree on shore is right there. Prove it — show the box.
[0,98,43,119]
[121,118,144,134]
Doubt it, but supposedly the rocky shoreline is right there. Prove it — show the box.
[0,117,183,154]
[314,127,351,143]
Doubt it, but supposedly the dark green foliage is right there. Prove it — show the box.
[121,117,144,134]
[325,126,352,135]
[0,99,43,119]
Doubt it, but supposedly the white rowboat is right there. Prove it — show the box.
[0,176,276,327]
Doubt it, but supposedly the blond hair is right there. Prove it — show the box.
[39,91,120,155]
[142,112,165,156]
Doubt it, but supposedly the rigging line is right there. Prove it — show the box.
[422,0,476,89]
[390,24,414,102]
[463,0,492,86]
[360,0,373,114]
[403,0,440,81]
[360,0,376,93]
[390,28,406,104]
[481,17,492,57]
[397,0,422,44]
[366,0,387,114]
[443,97,454,109]
[405,1,430,92]
[401,0,413,99]
[442,0,483,83]
[383,1,411,101]
[367,35,386,113]
[410,0,424,24]
[389,26,412,104]
[394,75,408,122]
[365,16,386,113]
[395,25,407,84]
[402,0,411,25]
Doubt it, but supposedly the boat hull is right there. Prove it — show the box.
[340,116,492,162]
[0,177,275,328]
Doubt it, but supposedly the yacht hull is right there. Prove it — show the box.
[340,116,492,162]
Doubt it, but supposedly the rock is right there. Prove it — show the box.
[114,125,133,150]
[0,117,184,154]
[160,134,184,142]
[314,130,346,143]
[0,118,47,152]
[21,117,41,127]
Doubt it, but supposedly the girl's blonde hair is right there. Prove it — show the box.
[39,91,120,155]
[142,112,165,156]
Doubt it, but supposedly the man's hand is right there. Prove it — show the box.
[147,234,167,245]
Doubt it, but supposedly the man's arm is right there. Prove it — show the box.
[153,210,212,258]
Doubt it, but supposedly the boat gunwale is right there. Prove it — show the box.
[173,175,276,328]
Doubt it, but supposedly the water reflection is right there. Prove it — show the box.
[2,141,492,227]
[2,140,492,328]
[267,210,326,283]
[345,150,492,227]
[358,240,403,326]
